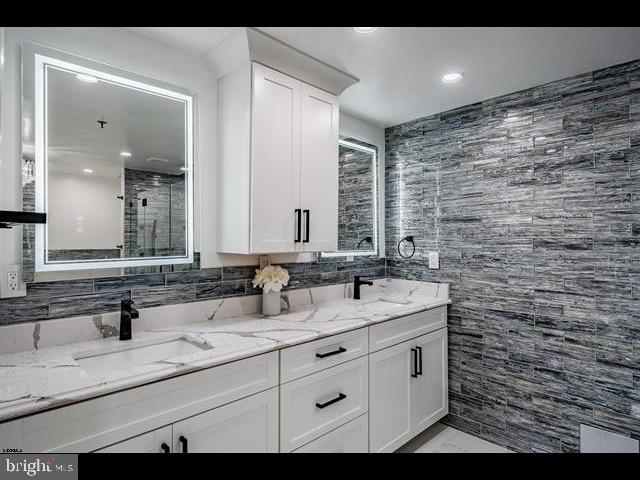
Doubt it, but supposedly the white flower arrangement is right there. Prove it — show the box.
[252,265,290,293]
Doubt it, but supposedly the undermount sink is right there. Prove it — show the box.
[73,335,212,375]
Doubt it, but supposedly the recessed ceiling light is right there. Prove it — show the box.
[76,74,98,83]
[354,27,378,33]
[442,72,464,83]
[83,168,93,173]
[120,151,132,157]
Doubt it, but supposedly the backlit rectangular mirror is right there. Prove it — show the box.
[22,43,194,272]
[323,138,378,257]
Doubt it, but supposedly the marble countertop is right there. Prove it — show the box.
[0,279,450,422]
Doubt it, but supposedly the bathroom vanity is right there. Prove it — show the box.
[0,279,449,453]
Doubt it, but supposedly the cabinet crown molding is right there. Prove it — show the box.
[205,27,359,96]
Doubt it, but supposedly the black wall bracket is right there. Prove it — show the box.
[0,211,47,229]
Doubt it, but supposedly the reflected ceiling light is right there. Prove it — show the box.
[76,73,98,83]
[442,72,464,83]
[354,27,377,33]
[83,168,93,173]
[120,151,132,157]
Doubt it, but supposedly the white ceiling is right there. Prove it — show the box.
[46,66,186,178]
[126,27,240,57]
[126,27,640,127]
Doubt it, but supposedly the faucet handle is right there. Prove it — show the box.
[121,299,135,307]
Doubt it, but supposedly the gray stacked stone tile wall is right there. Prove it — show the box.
[385,59,640,452]
[0,256,385,326]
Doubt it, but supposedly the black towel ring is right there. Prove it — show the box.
[397,236,416,259]
[357,236,373,250]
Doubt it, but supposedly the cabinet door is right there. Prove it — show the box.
[299,82,339,252]
[369,340,414,453]
[293,414,368,453]
[95,426,172,453]
[172,388,278,453]
[251,63,301,253]
[411,328,448,433]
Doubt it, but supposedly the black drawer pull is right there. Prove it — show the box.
[416,346,423,376]
[315,393,347,409]
[161,442,170,454]
[179,435,188,453]
[411,348,418,378]
[316,347,347,359]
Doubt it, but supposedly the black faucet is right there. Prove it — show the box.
[353,275,373,300]
[120,299,139,341]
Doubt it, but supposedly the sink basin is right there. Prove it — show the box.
[73,335,212,375]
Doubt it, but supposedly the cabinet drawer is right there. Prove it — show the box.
[294,413,368,453]
[280,328,368,383]
[280,356,368,452]
[369,306,446,352]
[21,351,278,452]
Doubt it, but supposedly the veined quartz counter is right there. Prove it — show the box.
[0,278,449,422]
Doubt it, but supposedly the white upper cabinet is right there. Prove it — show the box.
[250,64,302,253]
[299,82,339,252]
[217,62,339,254]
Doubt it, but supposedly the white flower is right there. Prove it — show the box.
[252,265,290,293]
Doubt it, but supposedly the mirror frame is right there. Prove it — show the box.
[23,42,195,272]
[322,138,379,258]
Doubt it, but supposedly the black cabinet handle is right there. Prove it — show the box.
[316,347,347,359]
[179,435,188,453]
[303,209,310,243]
[294,209,302,242]
[161,443,170,454]
[411,348,418,378]
[315,393,346,409]
[416,346,423,376]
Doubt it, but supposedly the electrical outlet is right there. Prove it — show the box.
[428,251,440,269]
[7,272,19,291]
[1,264,26,298]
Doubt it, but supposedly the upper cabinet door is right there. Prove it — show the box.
[250,64,302,253]
[299,83,339,252]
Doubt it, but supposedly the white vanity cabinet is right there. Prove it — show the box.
[369,327,448,453]
[0,304,450,454]
[217,62,339,254]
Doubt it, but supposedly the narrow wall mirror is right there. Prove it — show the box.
[22,43,194,273]
[323,138,378,257]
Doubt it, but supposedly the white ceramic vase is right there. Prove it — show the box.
[262,290,281,316]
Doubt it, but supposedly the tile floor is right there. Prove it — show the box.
[397,422,512,453]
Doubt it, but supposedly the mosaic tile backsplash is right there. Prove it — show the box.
[385,59,640,452]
